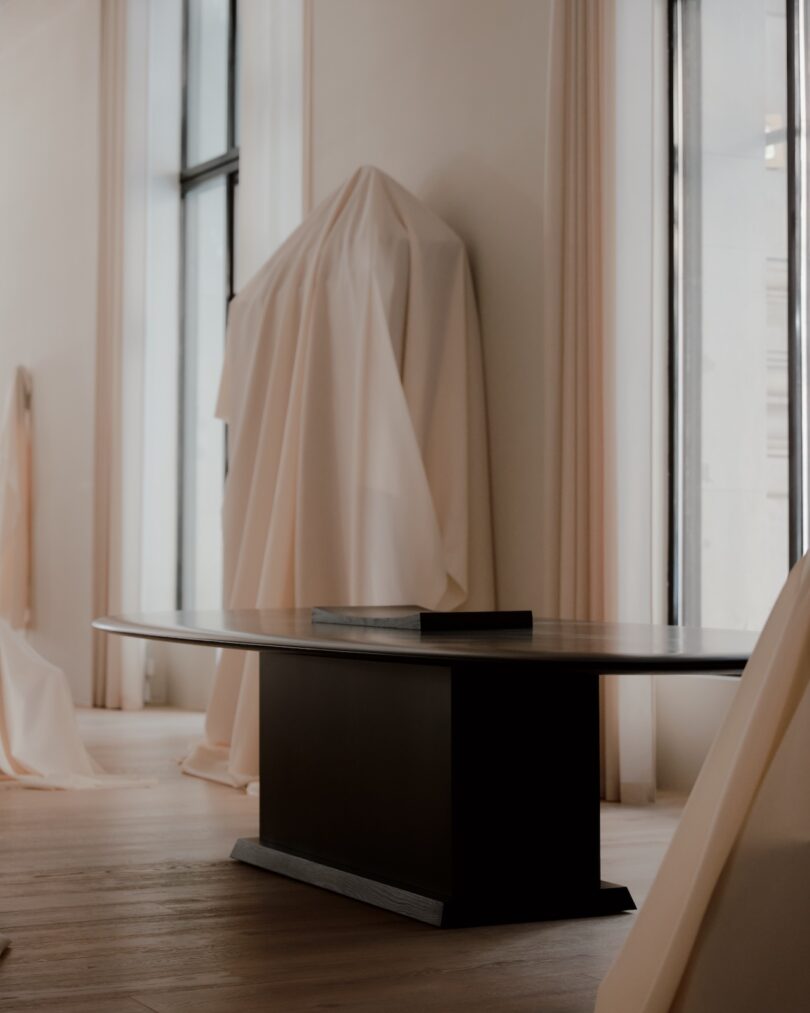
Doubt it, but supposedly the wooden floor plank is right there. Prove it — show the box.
[0,708,681,1012]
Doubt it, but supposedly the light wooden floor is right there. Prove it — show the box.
[0,709,684,1013]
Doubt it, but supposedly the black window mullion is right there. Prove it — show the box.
[226,171,236,303]
[181,149,239,193]
[667,0,703,627]
[787,0,808,566]
[176,184,188,611]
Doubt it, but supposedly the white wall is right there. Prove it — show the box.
[237,0,305,287]
[0,0,101,704]
[309,0,553,611]
[657,673,738,790]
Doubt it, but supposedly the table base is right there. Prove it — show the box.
[232,837,635,927]
[228,648,636,928]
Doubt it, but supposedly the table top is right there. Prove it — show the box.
[93,610,758,674]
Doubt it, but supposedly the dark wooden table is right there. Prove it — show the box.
[93,611,757,928]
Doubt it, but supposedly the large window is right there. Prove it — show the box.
[669,0,808,631]
[179,0,238,609]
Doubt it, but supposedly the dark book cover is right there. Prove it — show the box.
[311,606,533,631]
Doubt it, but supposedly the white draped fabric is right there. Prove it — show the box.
[0,619,150,790]
[596,551,810,1012]
[0,370,149,790]
[183,166,495,790]
[0,367,32,629]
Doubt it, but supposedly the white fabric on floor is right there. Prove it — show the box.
[183,165,495,790]
[596,551,810,1013]
[0,367,32,629]
[0,619,151,789]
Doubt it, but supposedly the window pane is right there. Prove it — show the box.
[185,0,230,165]
[234,5,241,149]
[182,176,227,608]
[681,0,789,631]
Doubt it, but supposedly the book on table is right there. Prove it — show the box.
[311,606,533,631]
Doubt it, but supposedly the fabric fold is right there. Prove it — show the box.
[0,619,152,790]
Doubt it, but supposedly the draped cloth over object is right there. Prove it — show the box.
[0,370,151,790]
[596,551,810,1013]
[183,166,495,790]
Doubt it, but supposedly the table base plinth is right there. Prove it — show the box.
[231,837,635,928]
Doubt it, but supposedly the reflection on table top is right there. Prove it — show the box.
[93,610,759,674]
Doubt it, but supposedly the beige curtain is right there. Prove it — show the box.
[0,368,32,630]
[92,0,145,711]
[541,0,642,801]
[596,551,810,1013]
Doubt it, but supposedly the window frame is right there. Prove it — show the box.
[177,0,238,609]
[786,0,809,562]
[667,0,807,625]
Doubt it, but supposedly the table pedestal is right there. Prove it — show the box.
[231,649,635,927]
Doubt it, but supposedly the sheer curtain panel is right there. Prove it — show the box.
[541,0,658,803]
